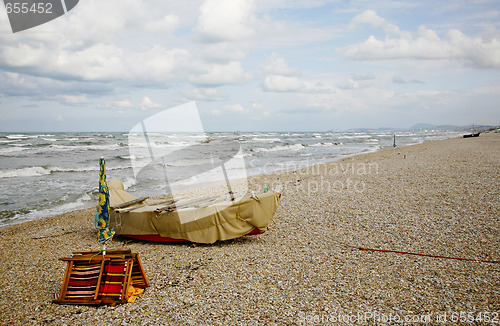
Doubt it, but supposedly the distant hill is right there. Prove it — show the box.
[342,123,497,132]
[409,123,436,130]
[409,123,496,131]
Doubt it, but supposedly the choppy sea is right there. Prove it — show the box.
[0,130,462,227]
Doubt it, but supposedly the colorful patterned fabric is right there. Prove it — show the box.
[95,157,115,244]
[98,261,128,299]
[66,262,101,299]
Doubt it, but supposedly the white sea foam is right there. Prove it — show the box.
[48,144,121,151]
[2,193,94,227]
[0,164,129,179]
[5,134,30,140]
[309,142,341,147]
[121,177,137,190]
[0,166,51,178]
[0,147,28,154]
[251,137,282,143]
[252,143,305,152]
[5,134,54,140]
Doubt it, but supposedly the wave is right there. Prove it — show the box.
[5,134,30,140]
[5,134,55,140]
[0,166,52,178]
[121,177,137,190]
[251,143,305,153]
[251,137,282,143]
[127,141,191,148]
[48,144,122,151]
[337,134,372,139]
[118,154,144,160]
[309,142,341,147]
[0,164,130,179]
[0,193,94,227]
[0,147,29,155]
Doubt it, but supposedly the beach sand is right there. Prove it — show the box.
[0,133,498,325]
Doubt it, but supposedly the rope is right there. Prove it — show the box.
[359,247,500,264]
[275,188,499,265]
[89,249,105,264]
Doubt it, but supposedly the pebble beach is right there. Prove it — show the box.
[0,133,498,325]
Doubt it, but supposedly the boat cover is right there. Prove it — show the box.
[108,179,281,244]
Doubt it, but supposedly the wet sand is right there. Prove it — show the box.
[0,133,499,325]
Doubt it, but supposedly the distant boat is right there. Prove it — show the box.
[108,179,281,244]
[463,124,480,138]
[463,132,480,138]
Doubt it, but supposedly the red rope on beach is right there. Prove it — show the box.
[358,247,500,264]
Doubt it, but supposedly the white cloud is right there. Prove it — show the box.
[209,104,247,116]
[262,53,300,76]
[140,97,163,110]
[342,11,500,69]
[181,88,229,102]
[200,42,247,63]
[210,102,270,119]
[146,14,180,35]
[338,78,362,90]
[196,0,256,42]
[211,108,222,116]
[351,9,401,36]
[262,75,333,93]
[262,75,304,92]
[255,0,335,11]
[350,72,376,81]
[114,99,133,108]
[261,54,334,93]
[251,102,270,117]
[192,61,252,86]
[224,104,247,113]
[56,95,89,104]
[130,47,192,84]
[63,0,147,44]
[97,99,133,113]
[392,76,424,84]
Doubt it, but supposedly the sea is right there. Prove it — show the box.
[0,130,463,227]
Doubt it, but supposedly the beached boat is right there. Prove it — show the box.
[108,179,281,244]
[463,124,481,138]
[463,132,480,138]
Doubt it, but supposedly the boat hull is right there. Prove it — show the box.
[463,132,480,138]
[108,180,281,244]
[119,228,265,242]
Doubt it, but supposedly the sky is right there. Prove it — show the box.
[0,0,499,132]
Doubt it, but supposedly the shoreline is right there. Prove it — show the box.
[0,133,498,325]
[0,133,458,230]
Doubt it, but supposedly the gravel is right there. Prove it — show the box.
[0,133,498,325]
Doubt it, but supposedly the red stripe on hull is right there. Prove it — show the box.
[122,228,266,242]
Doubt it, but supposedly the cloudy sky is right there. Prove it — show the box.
[1,0,499,132]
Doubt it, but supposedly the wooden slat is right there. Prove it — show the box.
[53,251,148,306]
[58,261,73,300]
[154,195,222,213]
[114,204,146,213]
[93,260,106,300]
[72,249,132,255]
[60,255,126,262]
[132,253,149,288]
[111,197,149,209]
